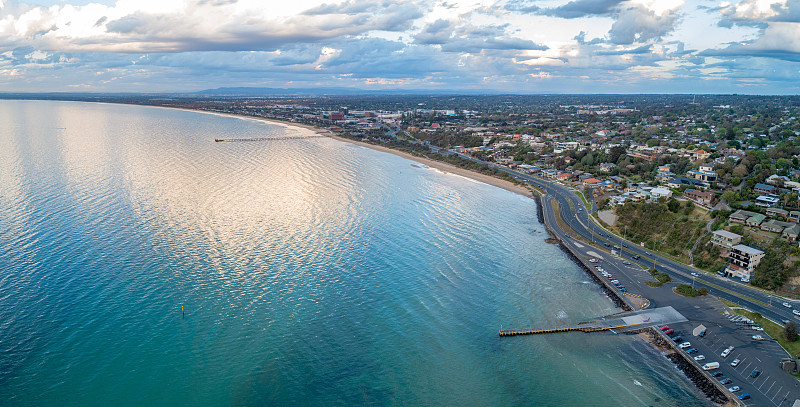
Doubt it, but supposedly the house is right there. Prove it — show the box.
[657,165,675,182]
[583,178,601,188]
[765,208,789,219]
[668,177,708,189]
[600,180,620,192]
[598,163,617,172]
[746,213,766,227]
[755,195,780,208]
[754,183,778,195]
[790,211,800,223]
[650,187,673,201]
[729,210,758,224]
[684,189,714,205]
[783,224,800,242]
[687,169,717,183]
[726,244,765,280]
[711,230,742,249]
[693,149,711,160]
[760,219,793,233]
[556,173,573,182]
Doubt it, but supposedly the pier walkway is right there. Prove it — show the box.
[214,135,328,142]
[500,306,687,337]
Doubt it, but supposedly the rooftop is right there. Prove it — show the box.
[713,230,742,239]
[732,244,764,256]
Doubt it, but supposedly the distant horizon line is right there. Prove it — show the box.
[1,89,799,97]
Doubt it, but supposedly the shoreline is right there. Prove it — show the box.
[154,106,720,401]
[171,107,536,199]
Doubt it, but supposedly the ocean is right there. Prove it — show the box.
[0,100,709,406]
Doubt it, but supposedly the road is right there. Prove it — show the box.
[440,148,800,406]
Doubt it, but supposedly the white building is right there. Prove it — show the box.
[726,244,765,281]
[650,187,673,202]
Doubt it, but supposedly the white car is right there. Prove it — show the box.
[731,359,740,367]
[679,342,692,349]
[729,386,740,392]
[793,309,800,316]
[751,326,764,331]
[721,349,731,357]
[691,272,699,277]
[752,335,765,341]
[694,355,706,361]
[784,302,792,308]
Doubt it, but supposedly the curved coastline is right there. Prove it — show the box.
[169,106,535,199]
[153,105,715,404]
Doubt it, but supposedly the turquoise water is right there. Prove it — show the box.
[0,100,709,406]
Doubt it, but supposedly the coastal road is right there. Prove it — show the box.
[442,149,800,405]
[447,149,799,325]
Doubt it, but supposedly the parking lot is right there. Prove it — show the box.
[667,312,799,406]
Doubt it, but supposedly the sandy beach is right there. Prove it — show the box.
[180,107,536,199]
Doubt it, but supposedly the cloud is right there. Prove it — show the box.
[0,0,427,53]
[701,21,800,61]
[608,2,681,44]
[539,0,624,19]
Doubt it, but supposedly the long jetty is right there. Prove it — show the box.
[499,306,687,337]
[214,135,328,142]
[499,323,641,337]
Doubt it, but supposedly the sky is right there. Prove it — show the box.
[0,0,799,94]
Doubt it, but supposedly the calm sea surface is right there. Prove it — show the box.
[0,100,709,406]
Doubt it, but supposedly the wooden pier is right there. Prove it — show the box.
[498,323,641,337]
[214,135,328,142]
[499,306,687,337]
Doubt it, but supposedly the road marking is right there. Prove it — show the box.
[758,378,769,390]
[770,386,782,401]
[765,381,776,396]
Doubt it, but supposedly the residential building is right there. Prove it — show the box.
[687,169,717,183]
[667,177,708,189]
[755,195,780,208]
[711,230,742,249]
[598,162,617,172]
[583,178,601,188]
[790,211,800,223]
[650,187,673,201]
[760,219,793,233]
[729,209,758,224]
[684,189,714,205]
[783,224,800,242]
[726,244,766,280]
[754,183,778,195]
[765,208,789,219]
[746,213,766,227]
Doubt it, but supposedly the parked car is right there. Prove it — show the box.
[660,326,670,331]
[679,342,691,349]
[670,336,682,342]
[751,326,764,331]
[751,370,761,378]
[729,386,740,392]
[711,372,723,377]
[752,335,765,341]
[721,349,731,357]
[664,329,674,335]
[739,394,750,400]
[719,378,731,384]
[731,359,740,367]
[686,348,698,354]
[694,355,706,361]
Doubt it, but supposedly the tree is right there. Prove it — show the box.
[785,322,798,342]
[668,199,681,213]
